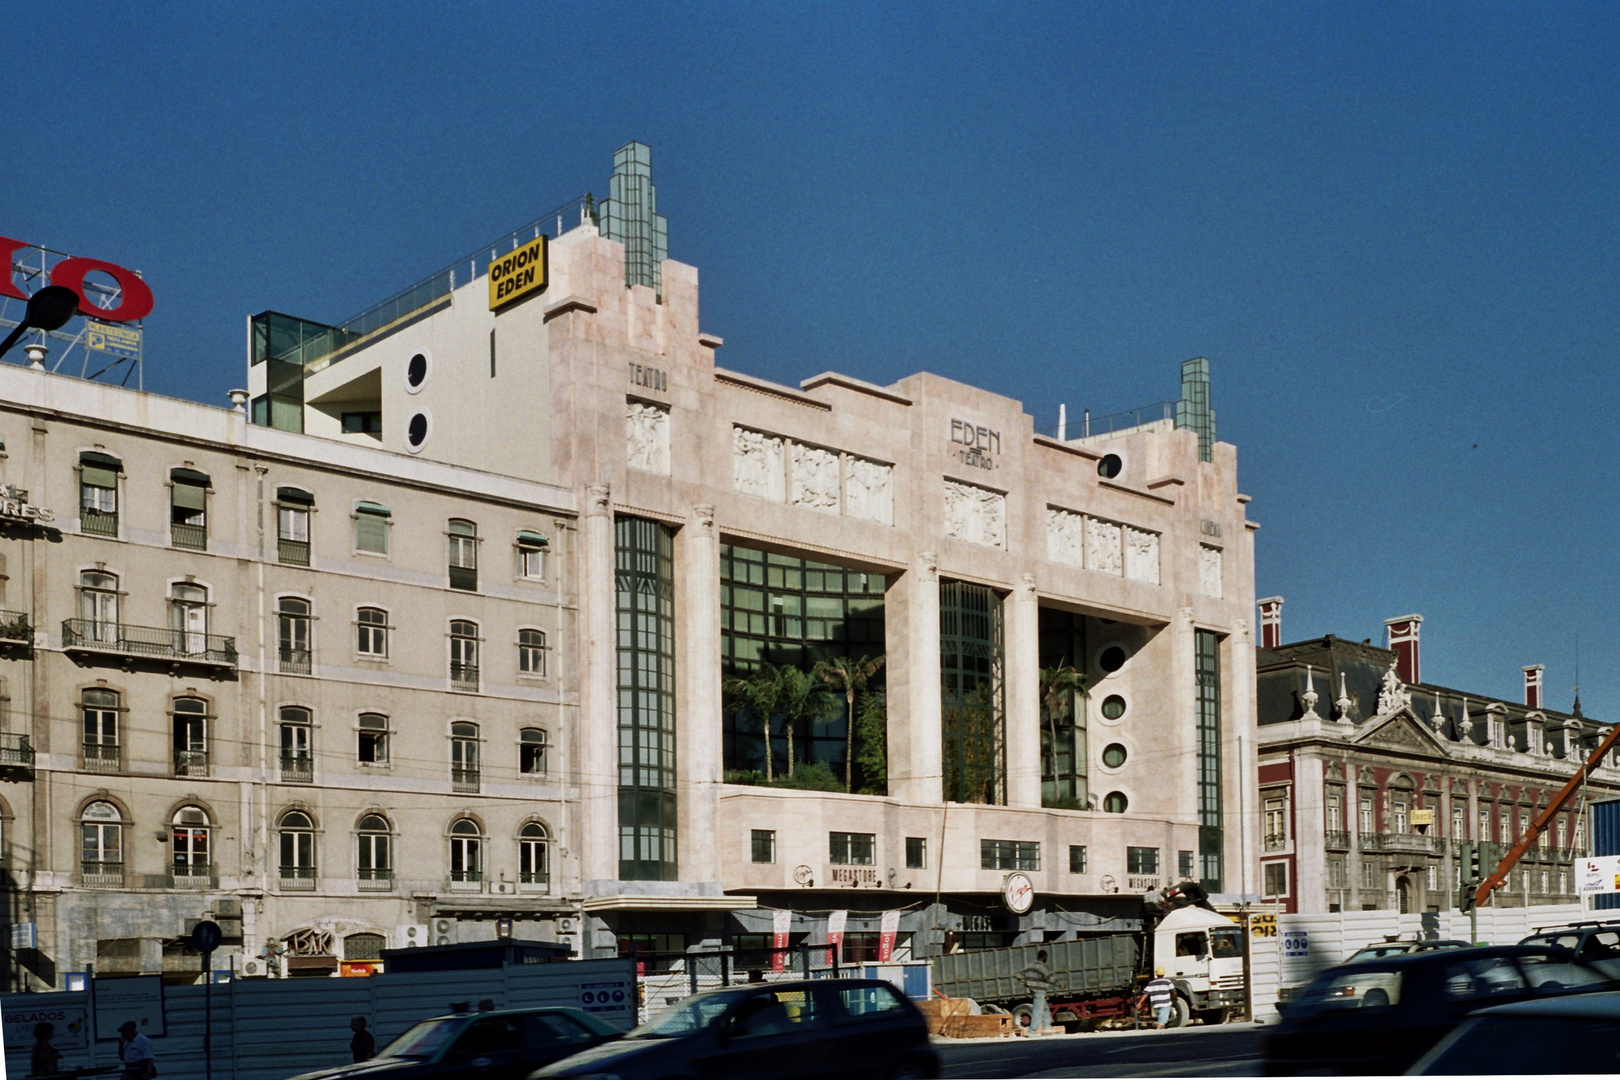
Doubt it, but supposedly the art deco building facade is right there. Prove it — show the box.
[0,146,1259,985]
[1255,602,1620,915]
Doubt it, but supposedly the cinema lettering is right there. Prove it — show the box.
[488,235,549,310]
[0,485,54,525]
[950,418,1000,470]
[0,236,154,323]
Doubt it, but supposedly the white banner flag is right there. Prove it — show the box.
[1577,855,1620,894]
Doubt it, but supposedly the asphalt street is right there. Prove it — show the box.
[937,1022,1268,1078]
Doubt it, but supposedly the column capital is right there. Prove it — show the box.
[1016,572,1036,597]
[917,551,938,578]
[692,504,715,533]
[585,482,612,516]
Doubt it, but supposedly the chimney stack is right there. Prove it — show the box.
[1384,614,1423,685]
[1523,664,1544,710]
[1258,597,1284,650]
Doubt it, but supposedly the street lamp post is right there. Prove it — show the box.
[0,285,79,362]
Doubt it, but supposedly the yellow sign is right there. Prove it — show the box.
[488,236,548,310]
[1412,810,1435,827]
[85,321,142,359]
[1251,913,1277,937]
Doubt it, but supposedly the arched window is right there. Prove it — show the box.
[344,932,385,961]
[171,806,212,883]
[78,571,119,643]
[520,728,548,775]
[451,723,480,791]
[356,607,388,658]
[518,629,547,676]
[81,688,121,772]
[80,801,123,884]
[79,452,120,536]
[450,621,479,690]
[516,531,548,580]
[448,520,478,591]
[356,814,393,889]
[519,822,550,891]
[276,487,313,565]
[280,707,313,783]
[449,819,483,885]
[1103,791,1128,813]
[279,810,316,887]
[358,713,389,765]
[170,583,209,655]
[278,597,312,674]
[173,697,210,776]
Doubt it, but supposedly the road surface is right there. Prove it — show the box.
[937,1022,1268,1078]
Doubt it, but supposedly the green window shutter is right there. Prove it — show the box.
[81,466,117,489]
[277,487,314,505]
[356,504,390,553]
[172,483,207,510]
[517,530,549,549]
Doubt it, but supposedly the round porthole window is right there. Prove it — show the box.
[405,352,429,392]
[406,412,430,451]
[1101,694,1128,720]
[1103,791,1129,813]
[1098,644,1129,674]
[1098,454,1122,479]
[1102,743,1128,768]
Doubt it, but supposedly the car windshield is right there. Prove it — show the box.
[1348,944,1413,961]
[629,993,740,1038]
[379,1018,465,1060]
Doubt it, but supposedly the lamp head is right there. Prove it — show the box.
[25,286,79,332]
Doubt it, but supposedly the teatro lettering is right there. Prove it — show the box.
[950,418,1000,470]
[628,362,667,392]
[0,236,154,323]
[828,866,880,886]
[0,485,54,525]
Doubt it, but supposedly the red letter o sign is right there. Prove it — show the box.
[48,257,154,323]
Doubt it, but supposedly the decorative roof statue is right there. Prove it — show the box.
[1432,690,1447,734]
[1377,658,1411,715]
[1300,665,1323,721]
[1334,670,1353,723]
[1458,696,1472,736]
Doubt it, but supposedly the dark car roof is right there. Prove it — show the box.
[678,978,899,999]
[415,1006,593,1022]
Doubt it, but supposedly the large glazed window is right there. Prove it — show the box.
[79,452,120,536]
[941,580,1005,805]
[170,468,210,550]
[81,688,121,772]
[720,544,886,789]
[1038,607,1087,808]
[616,516,677,881]
[278,598,312,674]
[277,487,313,565]
[448,519,478,591]
[1195,628,1223,891]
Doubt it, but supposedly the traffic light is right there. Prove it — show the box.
[1460,887,1474,914]
[1469,844,1481,883]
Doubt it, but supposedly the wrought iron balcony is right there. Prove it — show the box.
[81,509,118,538]
[1324,831,1351,850]
[0,732,34,772]
[174,750,210,778]
[449,566,478,592]
[448,869,483,891]
[277,538,311,566]
[279,648,313,675]
[356,868,394,892]
[1364,832,1441,853]
[0,610,30,647]
[450,663,480,692]
[81,861,124,888]
[1264,835,1288,852]
[169,864,217,889]
[280,754,313,784]
[518,871,550,894]
[279,866,317,891]
[82,743,121,773]
[171,522,207,550]
[63,619,238,674]
[452,767,481,793]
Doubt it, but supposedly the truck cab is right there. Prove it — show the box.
[1150,907,1247,1024]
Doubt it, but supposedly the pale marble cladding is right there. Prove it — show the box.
[943,480,1006,549]
[1200,545,1224,598]
[1046,507,1085,567]
[733,427,785,501]
[843,456,893,525]
[626,401,670,474]
[1124,525,1161,585]
[790,443,841,513]
[1086,516,1123,576]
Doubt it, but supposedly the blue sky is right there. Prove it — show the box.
[6,2,1618,713]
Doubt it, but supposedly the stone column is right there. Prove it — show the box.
[1225,617,1259,897]
[677,504,722,883]
[1005,573,1041,808]
[579,483,619,887]
[892,553,942,804]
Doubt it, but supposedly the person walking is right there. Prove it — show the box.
[1021,949,1057,1036]
[1145,967,1176,1029]
[349,1017,376,1063]
[117,1021,157,1080]
[30,1021,62,1077]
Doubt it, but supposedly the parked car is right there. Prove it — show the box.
[1409,989,1620,1074]
[532,979,940,1080]
[1519,919,1620,978]
[1263,945,1618,1075]
[1344,938,1471,963]
[287,1007,622,1080]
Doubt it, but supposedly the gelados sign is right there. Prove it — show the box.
[489,235,548,311]
[0,236,153,323]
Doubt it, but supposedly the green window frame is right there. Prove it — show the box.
[941,581,1004,805]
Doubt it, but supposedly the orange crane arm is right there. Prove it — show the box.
[1475,720,1620,909]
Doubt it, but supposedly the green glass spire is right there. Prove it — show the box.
[597,142,669,295]
[1175,357,1217,462]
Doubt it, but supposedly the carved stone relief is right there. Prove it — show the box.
[1199,545,1223,598]
[1124,526,1160,585]
[1086,518,1123,577]
[1046,508,1085,567]
[844,456,893,525]
[732,427,785,502]
[626,402,670,474]
[943,481,1006,549]
[790,443,841,513]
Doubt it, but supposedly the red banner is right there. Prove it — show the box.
[771,909,791,972]
[826,910,847,966]
[878,910,900,962]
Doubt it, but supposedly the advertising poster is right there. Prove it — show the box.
[826,910,847,966]
[771,909,791,972]
[1577,855,1620,894]
[877,911,900,962]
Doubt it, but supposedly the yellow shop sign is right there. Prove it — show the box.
[489,235,548,311]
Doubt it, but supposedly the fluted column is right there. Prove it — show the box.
[1006,573,1042,808]
[892,552,942,804]
[677,504,722,883]
[579,482,618,885]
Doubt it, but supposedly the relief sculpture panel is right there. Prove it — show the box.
[790,443,841,513]
[1124,526,1160,585]
[1046,507,1084,567]
[1086,517,1123,576]
[1199,545,1223,598]
[625,402,670,475]
[844,456,894,526]
[733,427,785,502]
[943,481,1006,549]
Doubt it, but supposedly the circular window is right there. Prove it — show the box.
[1101,694,1128,720]
[405,352,429,392]
[1103,791,1129,813]
[406,412,431,451]
[1098,454,1122,479]
[1102,743,1128,768]
[1097,644,1129,674]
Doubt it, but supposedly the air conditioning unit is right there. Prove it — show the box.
[396,924,429,949]
[557,918,576,934]
[434,918,456,947]
[239,958,267,979]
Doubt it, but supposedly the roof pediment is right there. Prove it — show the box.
[1350,708,1451,758]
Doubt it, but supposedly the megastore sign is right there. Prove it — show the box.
[0,236,153,323]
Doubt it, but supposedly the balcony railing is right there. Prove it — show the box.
[450,663,480,692]
[81,509,118,537]
[277,538,311,566]
[449,566,478,592]
[171,522,207,550]
[280,754,313,784]
[0,610,30,645]
[518,871,550,894]
[449,869,483,891]
[356,869,394,892]
[83,743,121,773]
[81,861,124,888]
[63,619,238,671]
[174,750,210,777]
[169,864,216,889]
[279,866,317,891]
[1264,835,1288,852]
[1364,832,1441,853]
[1324,831,1351,850]
[452,767,481,793]
[0,732,34,770]
[279,648,312,675]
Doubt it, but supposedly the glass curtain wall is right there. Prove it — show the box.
[720,544,886,782]
[1038,607,1087,807]
[941,581,1005,805]
[1195,628,1224,891]
[616,516,677,881]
